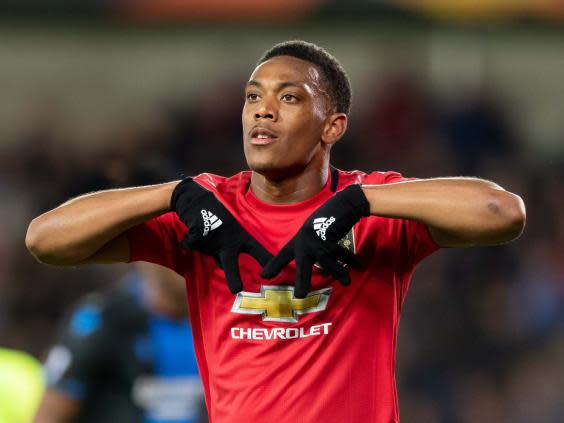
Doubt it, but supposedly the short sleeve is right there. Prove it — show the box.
[364,170,440,268]
[402,216,440,267]
[43,295,110,400]
[126,212,188,274]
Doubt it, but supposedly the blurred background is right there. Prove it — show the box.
[1,1,563,422]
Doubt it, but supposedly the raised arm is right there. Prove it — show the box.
[361,177,526,247]
[25,182,177,265]
[262,176,526,297]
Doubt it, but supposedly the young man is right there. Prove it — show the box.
[34,263,205,423]
[26,41,525,422]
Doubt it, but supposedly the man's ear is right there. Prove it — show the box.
[321,113,348,146]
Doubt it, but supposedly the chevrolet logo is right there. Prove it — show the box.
[231,286,332,323]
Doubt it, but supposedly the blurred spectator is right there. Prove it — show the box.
[356,73,442,173]
[438,91,515,174]
[34,264,206,423]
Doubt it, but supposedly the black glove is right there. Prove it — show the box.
[261,184,370,298]
[171,177,273,294]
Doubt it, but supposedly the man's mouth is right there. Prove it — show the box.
[250,127,279,145]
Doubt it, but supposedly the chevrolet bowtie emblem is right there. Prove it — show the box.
[231,286,332,323]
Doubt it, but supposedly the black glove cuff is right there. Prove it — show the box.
[341,184,371,218]
[170,177,197,211]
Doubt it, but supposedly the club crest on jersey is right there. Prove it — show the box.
[337,228,355,254]
[231,285,332,323]
[312,228,356,270]
[312,219,356,254]
[200,209,222,236]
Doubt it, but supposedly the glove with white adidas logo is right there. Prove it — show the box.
[171,177,273,294]
[261,184,370,298]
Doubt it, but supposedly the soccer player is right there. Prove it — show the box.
[34,263,205,423]
[26,41,526,422]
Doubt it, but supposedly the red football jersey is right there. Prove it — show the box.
[127,169,439,423]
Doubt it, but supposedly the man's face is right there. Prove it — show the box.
[242,56,331,179]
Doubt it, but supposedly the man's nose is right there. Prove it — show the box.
[254,99,277,120]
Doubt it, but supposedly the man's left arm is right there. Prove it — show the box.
[361,177,526,247]
[263,176,526,297]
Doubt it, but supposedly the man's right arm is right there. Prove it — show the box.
[25,182,178,265]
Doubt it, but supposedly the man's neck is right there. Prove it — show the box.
[250,160,329,204]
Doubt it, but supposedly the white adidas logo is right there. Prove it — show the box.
[313,216,335,241]
[201,210,223,236]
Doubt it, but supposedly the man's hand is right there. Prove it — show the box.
[171,178,273,294]
[261,184,370,298]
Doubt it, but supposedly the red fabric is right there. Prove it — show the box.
[127,169,439,423]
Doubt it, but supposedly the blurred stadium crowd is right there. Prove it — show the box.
[0,37,563,423]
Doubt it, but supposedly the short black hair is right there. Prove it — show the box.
[257,40,352,115]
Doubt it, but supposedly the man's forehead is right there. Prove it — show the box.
[248,56,323,88]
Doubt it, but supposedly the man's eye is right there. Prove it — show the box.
[281,94,297,102]
[246,93,259,102]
